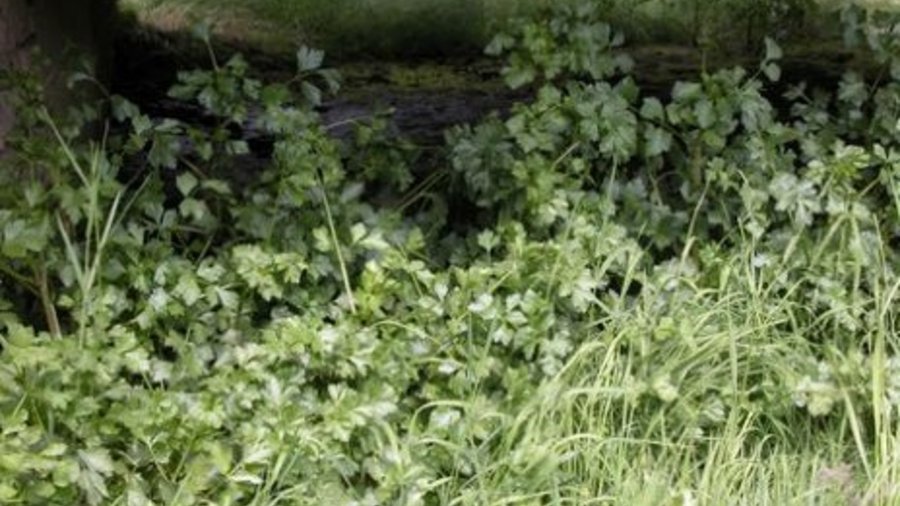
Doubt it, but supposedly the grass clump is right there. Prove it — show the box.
[1,2,900,505]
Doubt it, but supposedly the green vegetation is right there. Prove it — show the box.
[2,1,900,505]
[120,0,830,60]
[120,0,534,58]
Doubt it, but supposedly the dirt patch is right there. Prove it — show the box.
[321,86,528,145]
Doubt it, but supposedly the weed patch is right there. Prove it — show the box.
[1,2,900,505]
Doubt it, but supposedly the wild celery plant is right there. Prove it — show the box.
[46,116,125,345]
[416,225,895,504]
[1,3,900,505]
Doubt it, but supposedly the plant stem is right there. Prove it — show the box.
[36,264,61,338]
[319,176,357,315]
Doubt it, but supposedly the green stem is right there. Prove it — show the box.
[36,264,61,339]
[319,176,357,315]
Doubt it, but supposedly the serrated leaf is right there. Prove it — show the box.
[3,219,50,258]
[42,443,68,458]
[176,172,199,197]
[640,97,665,121]
[227,140,250,156]
[694,100,716,129]
[319,68,342,94]
[192,22,212,43]
[503,66,536,89]
[127,487,152,506]
[78,449,114,476]
[131,114,153,137]
[762,62,781,83]
[644,126,673,157]
[360,230,390,251]
[78,468,109,506]
[198,180,230,197]
[215,287,239,309]
[207,442,233,474]
[485,33,515,56]
[261,83,291,108]
[672,81,703,101]
[174,274,203,306]
[297,46,325,72]
[477,230,499,252]
[301,82,323,106]
[196,141,214,161]
[148,135,181,169]
[242,445,273,465]
[764,37,783,61]
[313,227,332,252]
[111,96,140,122]
[0,484,17,501]
[350,223,367,244]
[179,198,208,222]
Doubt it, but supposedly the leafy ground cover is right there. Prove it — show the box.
[2,2,900,505]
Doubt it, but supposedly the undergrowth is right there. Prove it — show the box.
[1,2,900,505]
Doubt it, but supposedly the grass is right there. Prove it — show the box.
[119,0,552,59]
[411,237,900,504]
[119,0,839,61]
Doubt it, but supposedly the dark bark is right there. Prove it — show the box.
[0,0,115,150]
[0,0,34,150]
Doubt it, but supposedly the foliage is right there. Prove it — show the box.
[486,2,633,88]
[1,3,900,505]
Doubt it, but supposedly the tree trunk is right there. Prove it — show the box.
[0,0,115,152]
[0,0,34,151]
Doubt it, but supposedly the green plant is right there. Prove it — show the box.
[1,3,900,505]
